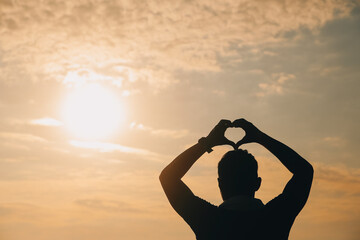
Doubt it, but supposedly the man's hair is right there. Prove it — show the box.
[218,149,258,182]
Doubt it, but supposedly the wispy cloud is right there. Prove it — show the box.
[0,132,47,143]
[69,140,153,155]
[323,136,346,147]
[130,122,189,139]
[256,72,296,97]
[75,198,141,213]
[29,117,63,127]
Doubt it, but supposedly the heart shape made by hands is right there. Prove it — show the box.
[224,127,245,150]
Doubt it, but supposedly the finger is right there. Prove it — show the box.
[235,137,249,148]
[229,140,236,149]
[235,142,241,149]
[232,118,247,127]
[217,119,232,131]
[219,119,232,127]
[223,138,236,149]
[231,141,239,150]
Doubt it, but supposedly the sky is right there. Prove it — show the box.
[0,0,360,239]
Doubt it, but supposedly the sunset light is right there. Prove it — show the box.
[61,83,124,140]
[1,0,359,239]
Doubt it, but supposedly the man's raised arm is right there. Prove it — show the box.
[234,119,313,212]
[159,120,235,215]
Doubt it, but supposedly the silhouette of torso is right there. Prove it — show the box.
[179,194,298,240]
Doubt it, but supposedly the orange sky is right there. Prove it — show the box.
[0,0,360,239]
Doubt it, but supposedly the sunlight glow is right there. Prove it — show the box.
[62,84,124,140]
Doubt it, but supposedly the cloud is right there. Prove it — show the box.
[212,90,226,96]
[29,117,64,127]
[75,198,141,213]
[256,72,296,97]
[69,140,153,154]
[0,132,47,143]
[62,68,124,88]
[130,122,190,139]
[67,140,167,162]
[323,136,346,147]
[0,0,355,91]
[315,162,360,185]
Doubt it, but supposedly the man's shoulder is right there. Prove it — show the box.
[181,196,218,220]
[262,194,299,226]
[264,193,298,212]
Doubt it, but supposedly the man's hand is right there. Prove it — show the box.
[232,118,264,148]
[206,119,235,149]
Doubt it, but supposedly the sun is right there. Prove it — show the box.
[61,83,124,140]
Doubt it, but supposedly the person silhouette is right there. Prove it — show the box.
[160,119,313,240]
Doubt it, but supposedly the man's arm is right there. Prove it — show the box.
[159,143,207,215]
[159,120,235,217]
[258,132,313,211]
[234,119,313,212]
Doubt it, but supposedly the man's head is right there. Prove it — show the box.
[218,149,261,200]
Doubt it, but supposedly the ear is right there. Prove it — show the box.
[254,177,262,192]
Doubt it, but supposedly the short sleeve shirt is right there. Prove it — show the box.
[179,194,299,240]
